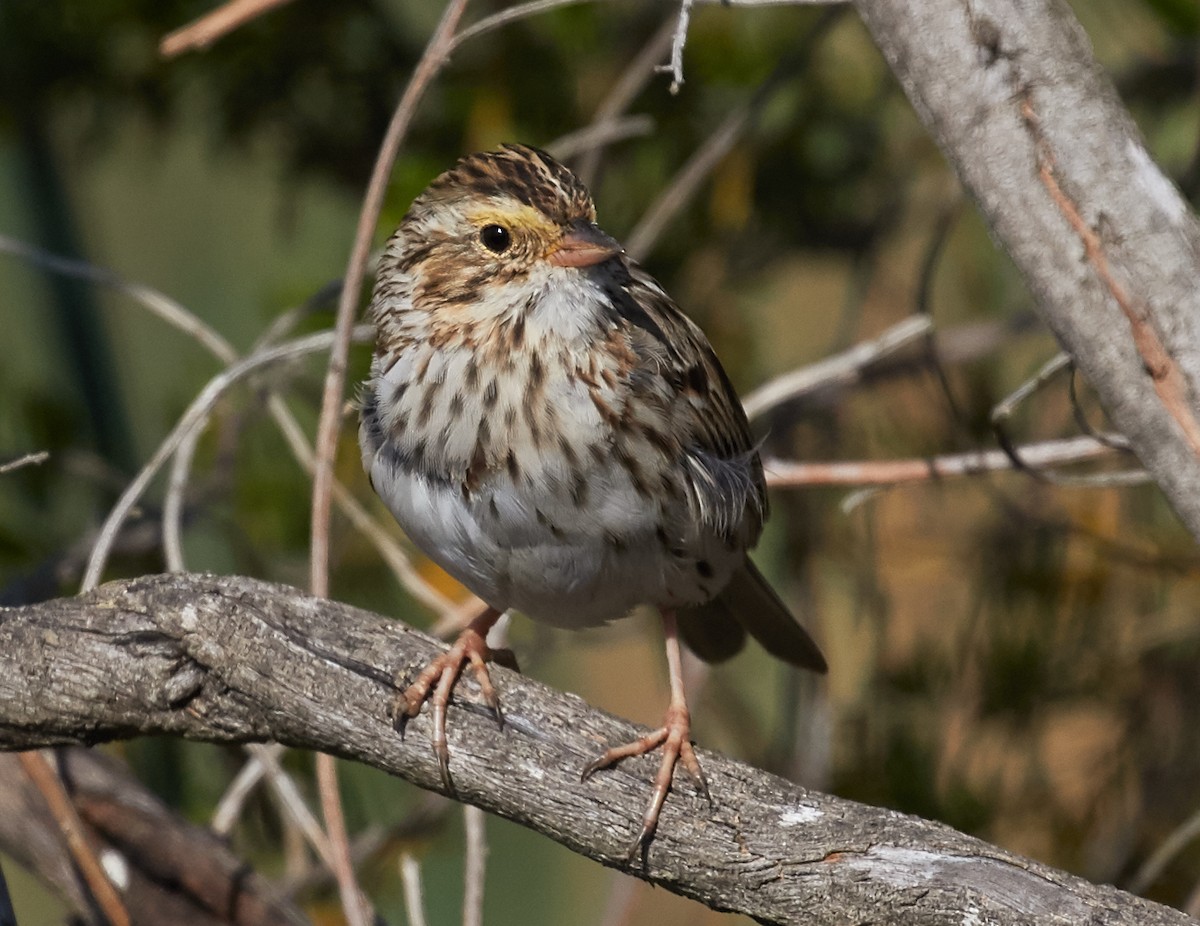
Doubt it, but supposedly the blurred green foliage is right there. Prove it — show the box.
[2,1,1200,924]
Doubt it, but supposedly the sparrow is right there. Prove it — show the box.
[360,144,826,856]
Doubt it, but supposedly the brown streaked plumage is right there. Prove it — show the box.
[360,144,825,858]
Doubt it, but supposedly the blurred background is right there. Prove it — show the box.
[2,1,1200,923]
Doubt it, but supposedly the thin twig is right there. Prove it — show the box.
[160,0,296,58]
[450,0,597,51]
[210,743,338,875]
[545,116,655,162]
[763,435,1143,488]
[625,8,841,260]
[315,755,372,925]
[308,5,471,925]
[399,853,429,926]
[577,16,678,185]
[163,423,203,573]
[625,94,749,260]
[82,327,371,591]
[211,743,283,835]
[743,315,933,420]
[18,751,131,926]
[987,352,1134,487]
[462,806,487,926]
[658,0,696,95]
[309,0,470,599]
[0,234,237,364]
[1128,804,1200,894]
[0,451,49,475]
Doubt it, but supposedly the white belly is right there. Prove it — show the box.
[370,455,691,628]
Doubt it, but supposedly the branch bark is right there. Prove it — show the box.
[0,573,1191,925]
[851,0,1200,539]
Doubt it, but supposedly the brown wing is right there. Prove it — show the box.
[613,263,826,672]
[613,264,767,544]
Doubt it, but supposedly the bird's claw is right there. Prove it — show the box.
[389,612,503,791]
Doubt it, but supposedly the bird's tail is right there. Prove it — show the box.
[677,560,827,672]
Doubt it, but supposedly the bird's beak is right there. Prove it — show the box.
[546,222,623,268]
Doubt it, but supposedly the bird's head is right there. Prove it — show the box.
[382,145,624,315]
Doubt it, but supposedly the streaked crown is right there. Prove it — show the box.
[417,144,596,225]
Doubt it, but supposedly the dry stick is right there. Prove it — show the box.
[210,742,339,875]
[989,351,1073,482]
[211,743,286,835]
[1129,805,1200,895]
[743,315,934,420]
[0,451,49,475]
[82,329,365,592]
[0,234,237,362]
[625,9,841,260]
[313,758,366,926]
[462,806,487,926]
[659,0,696,94]
[163,423,206,573]
[544,116,656,162]
[624,94,749,261]
[307,4,471,925]
[0,232,441,617]
[309,0,468,612]
[17,752,131,926]
[990,352,1140,488]
[1020,89,1200,459]
[399,854,429,926]
[449,0,600,50]
[763,435,1144,488]
[576,16,677,186]
[160,0,296,57]
[669,1,856,82]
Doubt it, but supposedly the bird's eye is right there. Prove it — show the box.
[479,224,511,253]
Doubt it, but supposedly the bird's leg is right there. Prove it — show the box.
[393,606,504,790]
[582,609,711,859]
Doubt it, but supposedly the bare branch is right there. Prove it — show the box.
[309,0,469,600]
[0,451,49,475]
[160,0,296,58]
[82,327,373,592]
[544,116,655,162]
[0,573,1190,926]
[764,435,1144,488]
[462,806,486,926]
[399,853,429,926]
[307,6,471,916]
[451,0,600,51]
[0,234,237,364]
[576,16,677,185]
[1130,806,1200,895]
[626,9,842,260]
[743,316,933,421]
[658,0,696,95]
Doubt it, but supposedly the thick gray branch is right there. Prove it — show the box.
[1,574,1191,925]
[853,0,1200,538]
